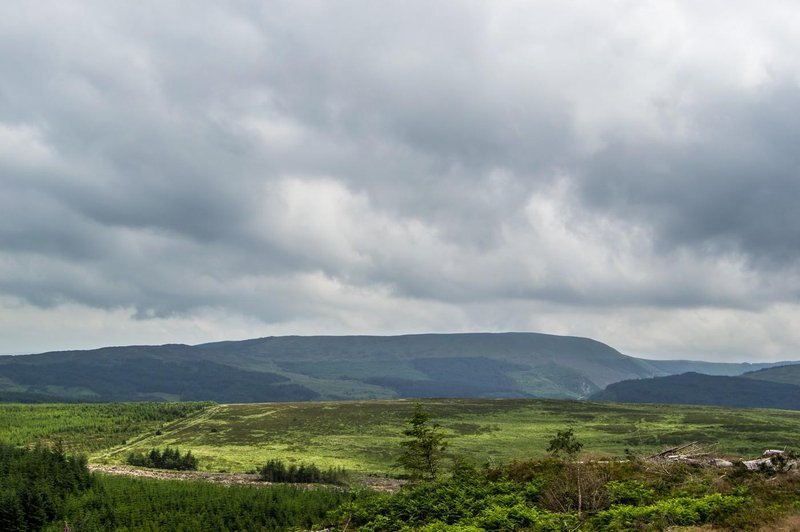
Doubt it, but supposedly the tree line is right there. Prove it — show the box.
[259,459,348,485]
[0,443,93,531]
[126,447,198,470]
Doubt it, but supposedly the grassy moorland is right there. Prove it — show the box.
[91,399,800,474]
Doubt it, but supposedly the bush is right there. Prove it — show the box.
[592,493,746,530]
[606,480,656,506]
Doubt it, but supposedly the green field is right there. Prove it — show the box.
[85,399,800,475]
[1,398,798,476]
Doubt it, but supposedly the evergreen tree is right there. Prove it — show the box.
[547,428,583,460]
[396,403,448,480]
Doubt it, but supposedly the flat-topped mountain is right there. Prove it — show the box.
[0,333,788,403]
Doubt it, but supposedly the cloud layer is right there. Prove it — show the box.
[1,1,799,360]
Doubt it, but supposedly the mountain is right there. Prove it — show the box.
[0,333,791,403]
[741,363,800,386]
[644,359,786,376]
[590,372,800,410]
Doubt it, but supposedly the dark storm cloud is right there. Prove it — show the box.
[581,82,800,269]
[1,0,800,355]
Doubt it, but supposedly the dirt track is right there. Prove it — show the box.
[88,464,405,492]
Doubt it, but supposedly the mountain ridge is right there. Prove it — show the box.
[0,332,792,403]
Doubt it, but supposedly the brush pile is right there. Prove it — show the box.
[646,442,733,467]
[646,442,798,471]
[741,449,798,472]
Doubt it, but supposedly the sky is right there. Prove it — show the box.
[1,1,799,361]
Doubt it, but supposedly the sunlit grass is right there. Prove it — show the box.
[94,399,800,475]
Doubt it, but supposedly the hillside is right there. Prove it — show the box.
[742,363,800,386]
[0,333,790,403]
[591,372,800,410]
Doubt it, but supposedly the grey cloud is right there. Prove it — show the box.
[581,81,800,268]
[1,0,800,355]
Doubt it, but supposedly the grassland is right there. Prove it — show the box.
[90,398,800,475]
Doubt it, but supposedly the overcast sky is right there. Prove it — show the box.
[1,1,799,361]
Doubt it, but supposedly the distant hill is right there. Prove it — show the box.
[591,372,800,410]
[645,359,786,377]
[741,363,800,386]
[0,333,792,403]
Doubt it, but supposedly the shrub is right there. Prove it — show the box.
[541,461,611,515]
[592,493,746,530]
[606,480,656,505]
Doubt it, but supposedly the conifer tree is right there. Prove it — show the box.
[396,403,448,480]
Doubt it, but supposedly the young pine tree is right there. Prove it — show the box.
[396,403,448,480]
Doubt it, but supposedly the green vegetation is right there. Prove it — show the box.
[0,402,211,452]
[0,443,349,531]
[0,443,95,531]
[546,428,583,459]
[333,422,799,531]
[97,399,800,474]
[2,398,800,530]
[396,403,448,480]
[258,459,347,484]
[3,398,799,477]
[126,447,198,471]
[49,475,350,531]
[332,451,800,530]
